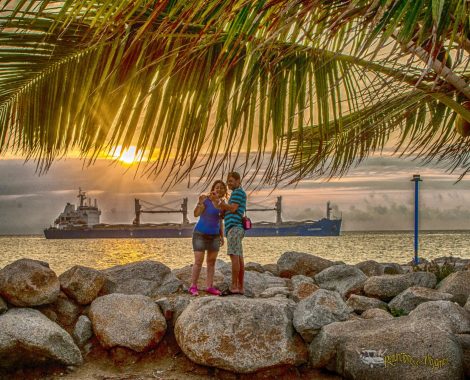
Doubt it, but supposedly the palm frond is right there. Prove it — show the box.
[0,0,470,189]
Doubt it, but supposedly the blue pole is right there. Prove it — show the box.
[411,174,422,265]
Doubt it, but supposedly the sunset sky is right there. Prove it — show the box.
[1,149,470,234]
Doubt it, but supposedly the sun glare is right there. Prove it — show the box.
[111,146,145,165]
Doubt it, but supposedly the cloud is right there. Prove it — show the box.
[1,156,470,233]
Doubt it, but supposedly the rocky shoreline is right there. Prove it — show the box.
[0,253,469,379]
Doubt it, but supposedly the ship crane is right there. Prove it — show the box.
[134,198,189,226]
[246,196,283,224]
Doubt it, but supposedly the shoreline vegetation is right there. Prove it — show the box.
[0,254,469,379]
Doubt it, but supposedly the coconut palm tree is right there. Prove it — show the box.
[0,0,469,189]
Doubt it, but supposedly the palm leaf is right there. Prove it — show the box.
[1,0,470,189]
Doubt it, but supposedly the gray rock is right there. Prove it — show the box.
[259,287,291,298]
[465,296,470,313]
[291,275,319,302]
[154,296,191,325]
[157,272,184,295]
[355,260,384,277]
[172,265,225,290]
[215,259,231,276]
[314,265,367,298]
[456,334,470,378]
[382,262,404,274]
[291,275,316,287]
[408,300,470,334]
[244,262,265,273]
[243,271,287,297]
[0,258,60,306]
[361,308,393,320]
[171,295,192,325]
[175,297,307,373]
[388,286,454,314]
[73,315,93,347]
[59,265,106,305]
[309,317,463,379]
[262,263,279,276]
[277,252,334,278]
[0,308,82,368]
[363,272,437,301]
[293,289,352,342]
[36,291,81,327]
[155,297,173,320]
[0,296,7,314]
[436,271,470,306]
[346,294,388,314]
[101,260,181,297]
[400,265,414,273]
[89,293,167,352]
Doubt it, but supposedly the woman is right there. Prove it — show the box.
[189,180,227,296]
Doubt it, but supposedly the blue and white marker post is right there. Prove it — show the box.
[411,174,422,265]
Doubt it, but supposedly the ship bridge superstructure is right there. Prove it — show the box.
[53,188,101,229]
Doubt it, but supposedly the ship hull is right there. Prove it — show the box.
[44,219,341,239]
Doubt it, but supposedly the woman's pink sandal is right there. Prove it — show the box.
[189,285,199,296]
[206,287,221,296]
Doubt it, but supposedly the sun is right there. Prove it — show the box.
[111,146,145,165]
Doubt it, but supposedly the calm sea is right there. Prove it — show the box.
[1,231,470,275]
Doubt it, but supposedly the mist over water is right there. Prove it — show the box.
[2,231,470,274]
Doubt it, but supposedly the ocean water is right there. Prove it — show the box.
[1,231,470,275]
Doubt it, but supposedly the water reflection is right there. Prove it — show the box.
[1,231,469,275]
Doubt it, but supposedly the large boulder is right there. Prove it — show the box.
[465,297,470,313]
[388,287,454,314]
[355,260,384,277]
[346,294,388,314]
[293,289,352,342]
[0,308,82,368]
[363,272,437,301]
[277,252,334,278]
[0,258,60,307]
[290,275,319,302]
[309,317,464,380]
[101,260,183,297]
[172,265,226,290]
[408,300,470,334]
[436,271,470,306]
[89,293,167,352]
[314,265,367,298]
[175,297,307,373]
[59,265,106,305]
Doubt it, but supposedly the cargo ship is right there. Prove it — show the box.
[43,188,341,239]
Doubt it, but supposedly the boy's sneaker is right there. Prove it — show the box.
[188,285,199,296]
[206,287,221,296]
